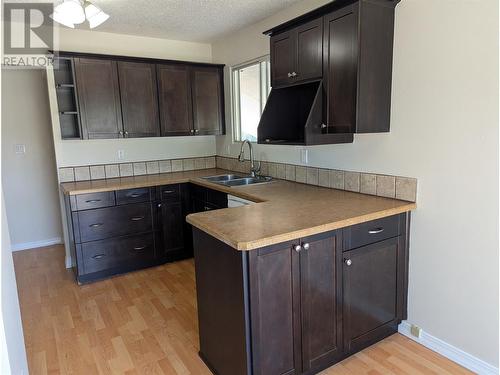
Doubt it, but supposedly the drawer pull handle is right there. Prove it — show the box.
[85,199,101,203]
[92,254,106,260]
[163,190,175,194]
[89,223,103,228]
[130,216,145,221]
[345,258,352,266]
[368,228,384,234]
[204,206,212,211]
[129,193,142,198]
[133,245,148,251]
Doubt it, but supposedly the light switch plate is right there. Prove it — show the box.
[117,150,125,160]
[300,149,308,164]
[14,144,26,154]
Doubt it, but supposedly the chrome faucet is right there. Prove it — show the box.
[238,140,261,177]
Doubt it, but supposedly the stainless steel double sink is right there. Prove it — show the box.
[202,174,272,187]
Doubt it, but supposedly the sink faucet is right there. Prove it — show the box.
[238,140,261,177]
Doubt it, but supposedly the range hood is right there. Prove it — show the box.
[257,80,353,145]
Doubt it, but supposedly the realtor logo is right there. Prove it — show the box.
[3,2,56,68]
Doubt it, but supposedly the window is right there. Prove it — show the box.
[232,57,271,142]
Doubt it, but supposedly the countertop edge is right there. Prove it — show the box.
[186,203,416,251]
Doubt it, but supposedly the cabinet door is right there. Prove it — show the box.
[300,231,342,372]
[74,58,123,139]
[323,4,359,134]
[249,242,302,375]
[157,64,193,136]
[296,18,323,82]
[343,237,400,353]
[159,202,185,255]
[191,67,224,135]
[270,31,295,87]
[118,62,160,138]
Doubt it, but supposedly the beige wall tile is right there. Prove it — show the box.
[260,161,269,176]
[90,165,105,180]
[396,177,417,202]
[133,162,147,176]
[182,158,195,171]
[146,161,159,174]
[206,156,216,169]
[296,166,307,183]
[306,167,319,185]
[59,168,74,183]
[159,160,172,173]
[330,170,344,190]
[119,163,133,177]
[171,159,183,172]
[268,163,278,178]
[285,164,296,181]
[194,158,206,170]
[377,175,396,198]
[105,164,119,178]
[276,163,286,179]
[318,169,329,187]
[344,171,360,192]
[360,173,377,195]
[74,166,90,181]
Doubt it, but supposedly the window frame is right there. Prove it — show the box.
[230,55,271,143]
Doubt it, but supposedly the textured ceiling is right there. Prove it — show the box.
[31,0,305,42]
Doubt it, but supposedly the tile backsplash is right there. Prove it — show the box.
[58,155,417,203]
[58,156,216,183]
[216,156,417,202]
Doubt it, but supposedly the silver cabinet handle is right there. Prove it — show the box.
[204,206,212,211]
[92,254,106,260]
[368,228,384,234]
[133,245,147,251]
[321,123,327,129]
[89,223,103,228]
[163,190,175,194]
[195,129,199,134]
[302,243,310,250]
[85,199,101,203]
[287,72,292,78]
[294,244,302,253]
[190,129,194,134]
[130,216,145,221]
[345,259,352,266]
[129,193,141,198]
[125,131,129,137]
[119,131,123,137]
[292,72,297,77]
[157,203,162,208]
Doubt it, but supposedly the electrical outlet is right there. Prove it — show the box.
[14,144,26,154]
[117,150,125,160]
[410,324,422,338]
[300,149,308,164]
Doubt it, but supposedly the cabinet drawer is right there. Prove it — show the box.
[77,203,152,242]
[343,215,400,251]
[72,191,115,211]
[158,184,181,202]
[79,233,155,274]
[116,187,152,205]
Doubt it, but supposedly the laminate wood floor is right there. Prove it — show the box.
[13,245,472,375]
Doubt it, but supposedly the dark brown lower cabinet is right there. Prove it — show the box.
[193,212,410,375]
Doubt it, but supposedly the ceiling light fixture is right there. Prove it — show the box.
[50,0,109,29]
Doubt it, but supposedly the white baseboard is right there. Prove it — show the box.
[65,255,72,269]
[398,321,499,375]
[11,237,62,252]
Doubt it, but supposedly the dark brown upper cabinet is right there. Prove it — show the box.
[261,0,398,144]
[191,66,224,136]
[74,58,123,139]
[54,51,225,140]
[157,64,193,136]
[270,17,323,88]
[117,62,160,138]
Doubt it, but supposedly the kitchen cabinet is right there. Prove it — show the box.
[192,212,410,375]
[117,61,160,138]
[191,66,225,135]
[270,18,323,87]
[53,51,225,140]
[74,57,123,139]
[157,64,193,136]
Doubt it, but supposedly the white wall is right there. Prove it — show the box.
[1,193,29,374]
[212,0,499,369]
[2,28,215,248]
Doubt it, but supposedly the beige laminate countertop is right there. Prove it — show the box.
[61,168,416,251]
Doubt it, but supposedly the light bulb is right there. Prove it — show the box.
[53,0,85,25]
